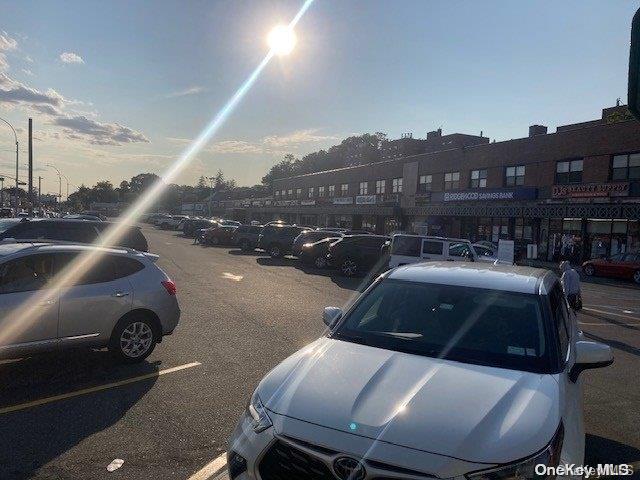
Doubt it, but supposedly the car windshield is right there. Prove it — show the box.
[333,279,551,373]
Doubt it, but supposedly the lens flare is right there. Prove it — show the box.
[0,0,315,348]
[268,25,297,55]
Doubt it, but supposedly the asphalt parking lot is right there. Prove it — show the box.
[0,225,639,480]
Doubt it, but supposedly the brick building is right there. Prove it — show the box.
[211,105,640,263]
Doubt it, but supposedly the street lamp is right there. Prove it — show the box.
[0,116,19,214]
[61,173,70,201]
[45,164,62,201]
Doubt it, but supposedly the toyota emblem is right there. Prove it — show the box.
[333,456,366,480]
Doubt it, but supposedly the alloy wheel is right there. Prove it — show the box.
[120,322,153,358]
[314,256,327,269]
[342,259,357,276]
[584,265,595,276]
[270,245,281,257]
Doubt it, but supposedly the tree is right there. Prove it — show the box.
[213,170,226,190]
[129,173,160,194]
[197,176,208,189]
[93,180,118,203]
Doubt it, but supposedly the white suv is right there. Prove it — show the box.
[0,242,180,362]
[228,262,612,480]
[388,234,479,268]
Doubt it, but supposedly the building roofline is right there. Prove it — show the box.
[272,118,638,183]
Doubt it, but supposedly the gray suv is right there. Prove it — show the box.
[0,242,180,363]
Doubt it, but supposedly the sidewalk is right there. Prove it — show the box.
[517,259,640,290]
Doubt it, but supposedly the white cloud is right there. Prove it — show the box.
[262,129,338,148]
[59,52,84,64]
[165,86,206,98]
[53,115,149,145]
[0,32,18,72]
[207,140,263,154]
[24,55,33,63]
[0,72,65,108]
[21,68,33,76]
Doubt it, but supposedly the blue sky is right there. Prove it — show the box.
[0,0,636,195]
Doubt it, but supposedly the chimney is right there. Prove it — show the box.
[426,129,442,140]
[529,125,547,137]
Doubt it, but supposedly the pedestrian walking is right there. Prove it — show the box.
[560,260,582,311]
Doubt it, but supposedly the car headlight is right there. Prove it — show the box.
[303,243,314,248]
[466,424,563,480]
[247,392,272,433]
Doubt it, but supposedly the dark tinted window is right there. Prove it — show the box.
[0,254,54,293]
[391,236,421,256]
[449,243,472,257]
[422,240,444,255]
[334,280,550,373]
[54,252,119,285]
[550,284,569,361]
[3,222,48,239]
[115,257,145,277]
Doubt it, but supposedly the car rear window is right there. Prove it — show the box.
[391,236,421,256]
[422,240,444,255]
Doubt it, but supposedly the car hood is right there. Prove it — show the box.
[257,337,560,464]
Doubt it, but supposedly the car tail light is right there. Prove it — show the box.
[162,280,177,295]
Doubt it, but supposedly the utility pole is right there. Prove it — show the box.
[0,117,19,214]
[0,176,4,207]
[28,118,33,216]
[38,176,42,209]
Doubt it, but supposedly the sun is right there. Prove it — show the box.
[267,25,297,56]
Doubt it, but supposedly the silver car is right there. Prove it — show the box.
[0,242,180,362]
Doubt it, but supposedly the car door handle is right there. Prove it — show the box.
[112,291,130,298]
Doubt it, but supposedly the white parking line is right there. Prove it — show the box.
[0,361,201,415]
[187,452,227,480]
[582,307,640,322]
[222,272,243,282]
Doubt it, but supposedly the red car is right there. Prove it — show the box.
[582,252,640,284]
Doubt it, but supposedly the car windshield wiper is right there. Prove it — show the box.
[333,332,369,346]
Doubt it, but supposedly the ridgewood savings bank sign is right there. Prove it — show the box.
[436,187,537,202]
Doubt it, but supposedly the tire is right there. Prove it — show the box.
[634,270,640,285]
[160,223,169,230]
[109,314,157,363]
[583,264,595,276]
[240,239,251,251]
[341,257,358,277]
[210,236,220,245]
[314,255,327,269]
[269,243,282,258]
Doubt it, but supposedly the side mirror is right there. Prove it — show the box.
[569,340,614,382]
[323,306,342,327]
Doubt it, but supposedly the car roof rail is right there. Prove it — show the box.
[0,238,143,255]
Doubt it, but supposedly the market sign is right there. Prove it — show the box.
[356,195,376,205]
[552,182,629,198]
[433,187,537,203]
[333,197,354,205]
[301,200,316,206]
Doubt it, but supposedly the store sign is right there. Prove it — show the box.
[433,187,537,202]
[552,182,629,198]
[301,200,316,206]
[333,197,354,205]
[356,195,376,205]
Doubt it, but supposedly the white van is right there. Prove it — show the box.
[388,234,478,268]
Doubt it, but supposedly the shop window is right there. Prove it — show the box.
[294,188,301,198]
[612,153,640,180]
[287,189,293,197]
[274,191,280,197]
[555,159,583,184]
[376,180,386,194]
[444,172,460,190]
[515,218,534,241]
[392,178,403,193]
[318,186,325,197]
[281,190,286,197]
[470,169,487,188]
[418,175,432,193]
[359,182,368,195]
[505,165,525,186]
[341,184,349,196]
[308,187,314,198]
[328,185,335,197]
